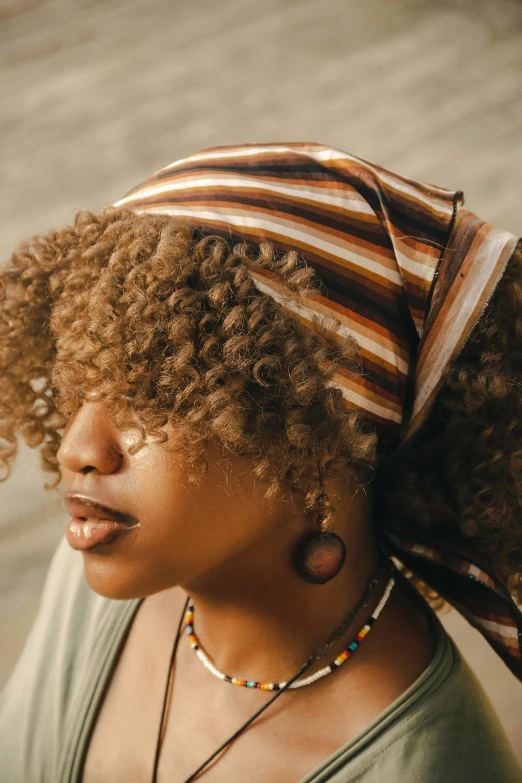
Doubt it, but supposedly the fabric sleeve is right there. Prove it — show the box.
[0,537,102,782]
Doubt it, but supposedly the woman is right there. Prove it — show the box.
[0,142,521,782]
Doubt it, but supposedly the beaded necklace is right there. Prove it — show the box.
[185,576,394,690]
[151,560,395,783]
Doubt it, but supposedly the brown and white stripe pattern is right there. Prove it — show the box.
[114,142,464,439]
[406,209,520,439]
[114,142,522,677]
[385,532,522,679]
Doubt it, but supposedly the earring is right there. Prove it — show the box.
[293,464,346,584]
[292,512,346,585]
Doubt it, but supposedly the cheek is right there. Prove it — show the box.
[81,451,273,600]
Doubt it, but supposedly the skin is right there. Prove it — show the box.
[57,400,436,783]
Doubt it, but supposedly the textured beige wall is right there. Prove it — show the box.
[1,0,522,762]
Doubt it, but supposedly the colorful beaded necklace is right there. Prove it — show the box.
[184,575,395,691]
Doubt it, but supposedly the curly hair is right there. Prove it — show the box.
[1,207,521,600]
[0,208,377,526]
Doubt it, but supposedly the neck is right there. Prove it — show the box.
[181,517,381,684]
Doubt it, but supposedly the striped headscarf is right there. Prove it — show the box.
[114,142,522,679]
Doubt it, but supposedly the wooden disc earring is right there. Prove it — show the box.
[292,524,346,584]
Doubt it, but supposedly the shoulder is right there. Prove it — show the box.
[333,623,522,783]
[0,537,138,782]
[3,537,105,693]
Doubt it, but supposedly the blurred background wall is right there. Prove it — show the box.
[1,0,522,761]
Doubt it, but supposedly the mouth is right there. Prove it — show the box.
[64,494,140,552]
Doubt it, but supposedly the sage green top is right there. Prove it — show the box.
[1,538,521,783]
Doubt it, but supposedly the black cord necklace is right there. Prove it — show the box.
[150,561,391,783]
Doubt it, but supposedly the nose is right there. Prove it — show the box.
[57,401,124,476]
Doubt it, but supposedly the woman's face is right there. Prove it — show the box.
[56,400,313,600]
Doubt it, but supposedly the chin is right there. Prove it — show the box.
[81,553,158,600]
[81,549,187,600]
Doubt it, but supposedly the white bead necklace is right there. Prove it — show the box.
[184,575,395,691]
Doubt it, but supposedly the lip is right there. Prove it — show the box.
[64,494,140,552]
[66,518,138,551]
[64,493,139,524]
